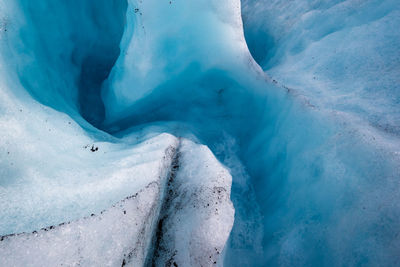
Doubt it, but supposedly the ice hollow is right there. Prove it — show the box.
[1,0,400,266]
[1,0,127,128]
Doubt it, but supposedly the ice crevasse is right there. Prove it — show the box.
[0,0,399,266]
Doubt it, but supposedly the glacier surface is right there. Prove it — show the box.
[0,0,399,266]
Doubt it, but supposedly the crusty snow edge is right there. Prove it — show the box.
[0,139,177,267]
[0,138,234,267]
[149,139,235,267]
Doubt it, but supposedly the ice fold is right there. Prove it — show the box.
[150,139,234,266]
[0,137,234,267]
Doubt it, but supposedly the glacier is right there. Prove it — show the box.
[0,0,400,266]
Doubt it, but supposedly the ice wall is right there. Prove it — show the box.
[0,1,235,265]
[102,0,249,121]
[2,0,127,127]
[237,2,400,263]
[242,0,400,135]
[0,0,139,235]
[103,0,400,266]
[0,0,400,266]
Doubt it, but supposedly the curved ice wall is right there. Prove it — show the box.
[238,1,400,264]
[0,0,400,266]
[242,0,400,134]
[2,0,127,127]
[103,0,400,265]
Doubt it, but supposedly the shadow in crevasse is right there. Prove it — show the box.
[78,52,117,128]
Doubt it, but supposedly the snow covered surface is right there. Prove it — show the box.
[0,182,162,267]
[151,139,234,266]
[237,0,400,265]
[0,138,234,267]
[242,0,400,135]
[0,119,177,236]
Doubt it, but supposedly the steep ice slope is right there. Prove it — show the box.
[150,139,234,266]
[0,1,178,231]
[236,0,400,265]
[1,0,400,266]
[103,0,400,266]
[0,0,160,235]
[1,0,127,127]
[242,0,400,135]
[102,0,248,121]
[0,0,234,265]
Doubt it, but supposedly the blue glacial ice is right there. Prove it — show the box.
[0,0,400,266]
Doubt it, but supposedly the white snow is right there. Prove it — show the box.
[151,139,234,266]
[0,138,234,267]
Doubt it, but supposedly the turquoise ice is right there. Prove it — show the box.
[0,0,399,266]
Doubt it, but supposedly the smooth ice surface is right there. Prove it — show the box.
[1,0,400,266]
[104,0,400,266]
[0,0,145,236]
[1,0,127,127]
[102,0,248,121]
